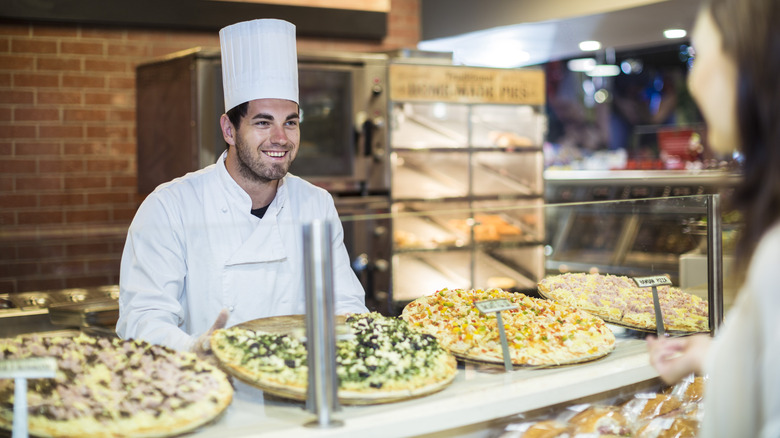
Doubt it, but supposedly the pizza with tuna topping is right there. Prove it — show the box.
[0,333,233,438]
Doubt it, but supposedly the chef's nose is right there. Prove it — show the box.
[270,125,289,145]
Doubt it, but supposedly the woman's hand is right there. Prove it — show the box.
[646,333,711,384]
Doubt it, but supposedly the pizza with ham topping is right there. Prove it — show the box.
[0,333,233,438]
[401,288,615,366]
[538,273,709,332]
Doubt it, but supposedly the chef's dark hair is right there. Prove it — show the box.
[706,0,780,269]
[224,102,249,148]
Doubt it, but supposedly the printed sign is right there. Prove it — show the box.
[633,275,673,288]
[475,298,518,314]
[0,357,57,379]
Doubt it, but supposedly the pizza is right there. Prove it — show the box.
[210,312,457,404]
[538,273,709,332]
[401,288,615,366]
[0,333,233,438]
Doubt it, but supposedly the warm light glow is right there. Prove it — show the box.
[586,64,621,77]
[578,40,601,51]
[567,58,597,72]
[663,29,687,39]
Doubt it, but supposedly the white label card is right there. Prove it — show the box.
[0,357,57,379]
[633,275,672,288]
[475,299,518,314]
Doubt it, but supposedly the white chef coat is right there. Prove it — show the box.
[700,222,780,438]
[116,151,368,351]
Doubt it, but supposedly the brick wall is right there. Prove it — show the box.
[0,0,420,294]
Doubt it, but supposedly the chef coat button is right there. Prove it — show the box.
[228,306,235,312]
[221,207,228,213]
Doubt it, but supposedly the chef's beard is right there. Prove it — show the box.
[233,135,292,183]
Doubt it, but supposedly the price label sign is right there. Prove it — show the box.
[475,299,518,372]
[632,275,672,288]
[475,299,518,314]
[632,275,672,337]
[1,357,57,438]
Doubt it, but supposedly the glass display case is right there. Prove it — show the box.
[387,63,548,311]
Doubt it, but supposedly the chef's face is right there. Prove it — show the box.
[225,98,300,183]
[687,9,739,154]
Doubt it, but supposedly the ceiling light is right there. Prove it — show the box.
[664,29,687,39]
[586,64,621,77]
[567,58,597,72]
[578,40,601,51]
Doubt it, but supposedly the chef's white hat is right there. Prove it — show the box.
[219,19,298,112]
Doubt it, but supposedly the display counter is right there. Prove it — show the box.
[192,334,656,438]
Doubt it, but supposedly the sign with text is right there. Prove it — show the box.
[633,275,673,288]
[0,357,57,379]
[475,298,519,314]
[389,64,545,105]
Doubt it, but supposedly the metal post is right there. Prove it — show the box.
[302,220,343,428]
[706,194,724,335]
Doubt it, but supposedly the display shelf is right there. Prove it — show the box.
[186,337,657,438]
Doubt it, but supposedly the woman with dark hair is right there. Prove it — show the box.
[646,0,780,436]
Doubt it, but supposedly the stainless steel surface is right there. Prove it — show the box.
[707,194,724,334]
[303,221,342,427]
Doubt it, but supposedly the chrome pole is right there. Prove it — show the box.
[302,220,343,428]
[706,194,724,335]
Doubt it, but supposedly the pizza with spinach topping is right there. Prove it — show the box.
[209,312,457,404]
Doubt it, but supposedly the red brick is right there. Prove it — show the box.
[85,92,131,106]
[39,158,85,173]
[0,142,11,155]
[60,41,104,56]
[0,25,30,37]
[86,125,130,139]
[64,108,107,122]
[17,210,64,225]
[107,76,134,89]
[37,57,82,72]
[0,108,10,121]
[32,27,79,38]
[62,74,105,89]
[87,158,131,172]
[64,175,107,190]
[40,125,84,139]
[40,259,86,276]
[66,241,110,257]
[81,28,125,40]
[107,42,150,57]
[0,54,35,70]
[66,209,110,224]
[17,244,66,260]
[16,142,61,155]
[110,142,135,155]
[108,109,134,122]
[0,177,13,191]
[38,90,82,105]
[39,193,85,207]
[14,73,59,88]
[11,39,57,54]
[111,175,136,189]
[84,59,128,73]
[0,73,11,87]
[86,257,120,273]
[0,125,36,139]
[16,176,62,191]
[0,159,35,173]
[113,206,138,222]
[0,194,37,208]
[0,90,34,104]
[64,141,108,155]
[16,278,66,293]
[0,211,14,226]
[87,192,130,205]
[0,261,39,278]
[15,107,60,122]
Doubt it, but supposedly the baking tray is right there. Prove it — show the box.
[48,300,119,328]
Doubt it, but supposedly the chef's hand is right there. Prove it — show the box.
[646,334,711,384]
[192,308,230,363]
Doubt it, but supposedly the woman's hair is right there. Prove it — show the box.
[707,0,780,267]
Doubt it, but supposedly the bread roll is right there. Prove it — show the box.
[519,419,568,438]
[568,405,630,435]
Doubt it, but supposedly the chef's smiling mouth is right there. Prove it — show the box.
[263,151,287,158]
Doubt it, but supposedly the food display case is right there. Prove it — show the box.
[387,63,547,311]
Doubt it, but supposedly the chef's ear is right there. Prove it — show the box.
[220,114,236,147]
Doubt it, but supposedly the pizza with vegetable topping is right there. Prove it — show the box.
[538,273,709,332]
[0,333,233,438]
[210,312,457,404]
[401,288,615,367]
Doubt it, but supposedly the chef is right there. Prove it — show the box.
[117,19,368,353]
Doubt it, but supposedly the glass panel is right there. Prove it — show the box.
[390,102,469,148]
[470,104,545,147]
[391,150,469,199]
